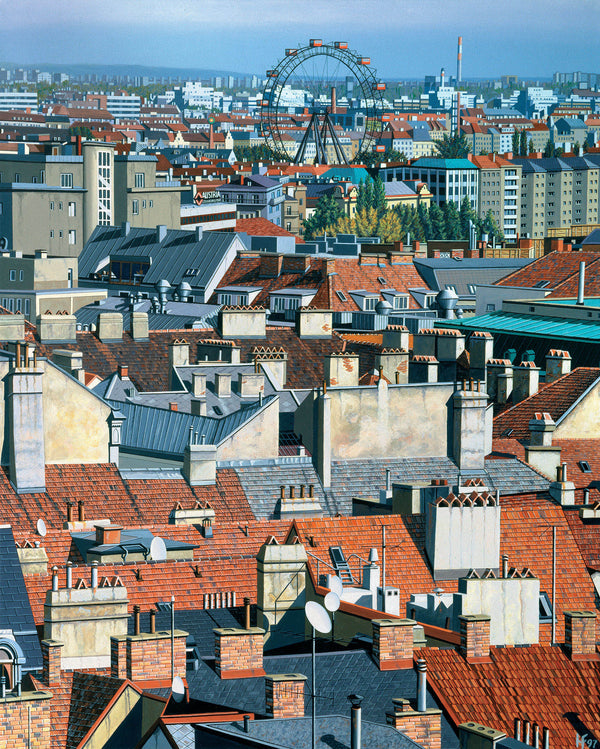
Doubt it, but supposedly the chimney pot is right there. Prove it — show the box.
[244,597,251,629]
[52,565,59,592]
[91,561,99,589]
[118,364,129,378]
[78,500,85,522]
[66,502,73,523]
[290,486,295,499]
[416,658,427,712]
[149,609,156,634]
[66,561,72,590]
[133,605,140,635]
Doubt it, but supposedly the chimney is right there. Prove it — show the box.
[192,372,207,398]
[169,402,178,411]
[324,353,359,387]
[190,398,207,416]
[330,86,337,115]
[486,359,512,401]
[130,311,149,341]
[564,611,598,661]
[468,332,494,381]
[412,329,437,357]
[265,674,306,718]
[348,694,363,749]
[372,618,416,670]
[549,462,576,505]
[457,35,463,83]
[512,361,540,403]
[545,349,571,383]
[156,224,168,243]
[111,626,188,682]
[169,339,190,368]
[8,353,45,494]
[182,442,217,486]
[577,261,586,305]
[458,723,507,748]
[385,660,442,749]
[238,371,264,399]
[459,614,491,663]
[452,380,488,471]
[41,639,64,686]
[528,412,555,446]
[215,372,231,398]
[95,524,122,546]
[382,325,410,351]
[376,350,409,384]
[214,626,266,679]
[97,312,123,342]
[410,355,439,384]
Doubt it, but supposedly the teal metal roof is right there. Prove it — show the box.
[412,158,476,169]
[436,311,600,342]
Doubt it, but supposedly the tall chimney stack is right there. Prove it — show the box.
[331,86,337,115]
[457,36,463,84]
[577,261,586,305]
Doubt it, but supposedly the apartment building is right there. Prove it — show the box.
[469,154,522,243]
[218,174,284,226]
[0,142,183,256]
[512,156,600,239]
[385,157,478,208]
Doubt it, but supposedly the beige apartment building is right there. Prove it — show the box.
[470,154,521,243]
[0,142,183,257]
[512,155,600,239]
[0,249,105,321]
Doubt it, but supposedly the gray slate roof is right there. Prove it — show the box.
[0,525,42,672]
[205,715,422,748]
[79,225,242,292]
[328,456,549,511]
[230,458,332,519]
[413,258,531,296]
[186,649,458,747]
[107,396,276,458]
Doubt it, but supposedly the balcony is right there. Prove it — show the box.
[269,194,286,206]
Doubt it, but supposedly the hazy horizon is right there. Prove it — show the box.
[2,0,598,81]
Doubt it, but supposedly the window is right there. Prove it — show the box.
[58,230,63,238]
[468,284,477,294]
[134,172,145,188]
[50,230,54,238]
[132,199,139,215]
[149,199,153,208]
[335,290,348,302]
[0,203,3,215]
[14,173,21,183]
[49,202,54,211]
[18,270,23,281]
[67,268,73,288]
[377,276,388,285]
[363,297,377,311]
[142,200,146,209]
[486,303,496,311]
[24,299,30,315]
[393,295,408,310]
[539,592,553,622]
[68,230,76,245]
[9,270,15,281]
[58,202,63,210]
[578,460,592,473]
[445,284,457,293]
[68,202,76,217]
[60,173,73,188]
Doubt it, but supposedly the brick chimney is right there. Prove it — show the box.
[525,412,561,481]
[41,639,63,686]
[564,611,599,661]
[111,626,188,681]
[459,614,491,663]
[214,626,266,679]
[385,660,442,749]
[324,353,359,387]
[265,674,307,718]
[372,618,416,670]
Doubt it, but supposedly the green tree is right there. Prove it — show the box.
[303,193,344,239]
[459,196,478,241]
[417,202,432,240]
[512,130,520,155]
[434,131,471,159]
[363,178,374,210]
[482,210,504,243]
[528,139,536,155]
[356,179,367,213]
[429,203,446,239]
[443,201,461,240]
[373,176,386,213]
[519,130,528,156]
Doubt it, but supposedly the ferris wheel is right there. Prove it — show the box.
[260,40,385,165]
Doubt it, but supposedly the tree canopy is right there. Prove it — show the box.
[434,131,471,159]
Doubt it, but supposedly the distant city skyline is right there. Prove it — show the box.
[3,0,599,81]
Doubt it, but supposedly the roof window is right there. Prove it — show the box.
[501,428,514,438]
[377,276,388,285]
[336,290,348,302]
[539,591,553,622]
[578,460,591,473]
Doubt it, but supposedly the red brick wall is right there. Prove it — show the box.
[459,615,491,661]
[372,620,414,670]
[259,255,283,278]
[126,634,186,681]
[110,637,127,679]
[565,611,597,658]
[387,707,442,749]
[41,641,62,686]
[0,697,51,748]
[214,629,265,679]
[265,676,306,718]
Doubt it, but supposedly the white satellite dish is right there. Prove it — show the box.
[150,536,167,562]
[171,675,185,703]
[329,576,344,598]
[324,591,340,613]
[36,518,47,537]
[305,601,331,634]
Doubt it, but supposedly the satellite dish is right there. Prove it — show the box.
[305,601,331,634]
[171,675,185,703]
[150,537,167,562]
[329,576,344,598]
[36,518,47,537]
[324,591,340,613]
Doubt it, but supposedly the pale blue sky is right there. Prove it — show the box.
[2,0,598,79]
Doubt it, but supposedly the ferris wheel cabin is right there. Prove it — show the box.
[374,82,386,91]
[285,49,297,56]
[334,41,348,49]
[358,57,371,65]
[309,39,323,47]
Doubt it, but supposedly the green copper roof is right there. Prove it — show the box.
[412,158,477,169]
[436,311,600,342]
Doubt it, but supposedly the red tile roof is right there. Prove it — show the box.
[420,644,600,748]
[493,368,600,439]
[236,217,304,243]
[564,505,600,570]
[0,464,254,532]
[496,251,600,289]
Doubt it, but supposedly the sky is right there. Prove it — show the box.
[1,0,599,80]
